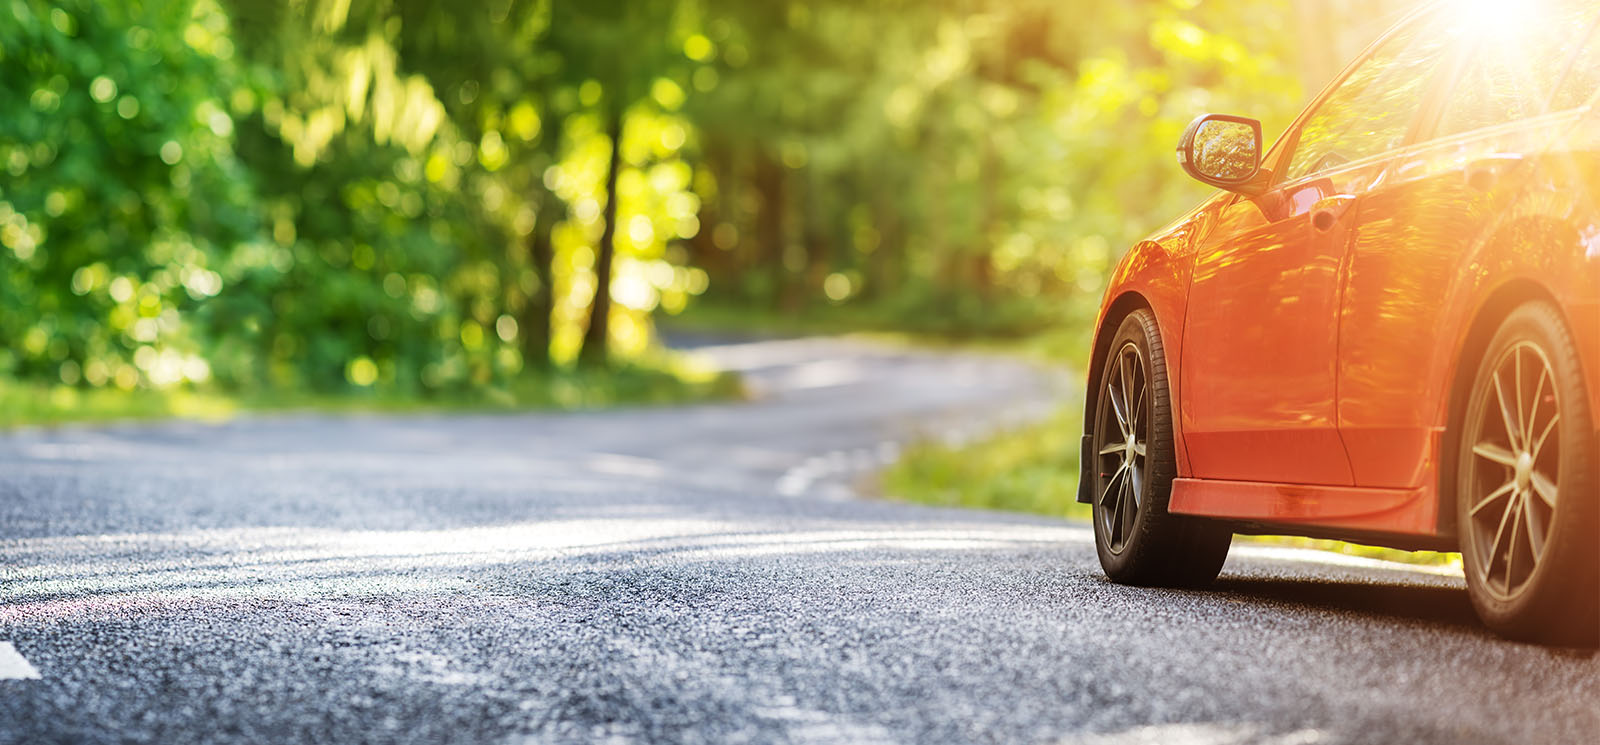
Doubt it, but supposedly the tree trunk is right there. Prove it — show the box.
[579,106,624,368]
[802,174,829,304]
[972,137,998,299]
[868,192,901,302]
[521,188,558,370]
[755,153,788,312]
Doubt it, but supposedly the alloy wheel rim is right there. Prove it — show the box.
[1097,342,1149,554]
[1465,342,1561,600]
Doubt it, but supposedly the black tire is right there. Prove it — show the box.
[1456,302,1598,645]
[1091,308,1232,587]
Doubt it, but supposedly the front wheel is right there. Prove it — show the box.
[1457,302,1597,645]
[1091,309,1231,587]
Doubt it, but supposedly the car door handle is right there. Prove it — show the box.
[1310,195,1356,232]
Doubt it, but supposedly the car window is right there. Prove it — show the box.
[1284,14,1459,181]
[1436,3,1600,137]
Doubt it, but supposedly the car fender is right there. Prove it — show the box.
[1079,193,1231,502]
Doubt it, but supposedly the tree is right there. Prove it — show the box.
[543,0,690,367]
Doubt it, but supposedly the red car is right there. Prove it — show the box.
[1082,0,1600,643]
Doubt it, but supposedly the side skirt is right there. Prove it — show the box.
[1169,477,1442,538]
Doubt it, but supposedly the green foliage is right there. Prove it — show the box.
[2,0,717,404]
[681,0,1307,332]
[0,0,255,389]
[1,0,1407,419]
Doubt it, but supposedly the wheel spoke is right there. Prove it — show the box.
[1522,488,1545,559]
[1532,414,1559,459]
[1118,351,1136,432]
[1131,440,1147,458]
[1107,490,1123,544]
[1487,493,1517,585]
[1099,463,1127,507]
[1120,475,1136,541]
[1504,500,1523,589]
[1115,472,1136,545]
[1530,471,1558,508]
[1491,369,1516,450]
[1526,365,1548,447]
[1471,442,1517,468]
[1492,370,1523,451]
[1101,464,1124,546]
[1108,395,1129,436]
[1099,441,1128,456]
[1469,480,1516,516]
[1131,369,1147,431]
[1107,363,1131,436]
[1513,347,1526,446]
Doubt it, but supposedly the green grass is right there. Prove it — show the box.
[880,407,1090,519]
[0,357,743,430]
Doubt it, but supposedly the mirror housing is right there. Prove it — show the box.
[1177,114,1264,193]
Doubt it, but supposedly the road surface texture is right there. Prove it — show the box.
[2,337,1597,745]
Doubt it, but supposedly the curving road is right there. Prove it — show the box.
[1,336,1596,745]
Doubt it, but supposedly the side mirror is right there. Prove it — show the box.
[1177,114,1263,192]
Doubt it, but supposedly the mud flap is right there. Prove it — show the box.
[1077,434,1095,504]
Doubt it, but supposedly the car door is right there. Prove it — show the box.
[1336,4,1600,488]
[1179,10,1459,485]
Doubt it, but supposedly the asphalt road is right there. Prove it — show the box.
[2,337,1597,745]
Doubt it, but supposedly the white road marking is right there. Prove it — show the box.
[0,642,41,680]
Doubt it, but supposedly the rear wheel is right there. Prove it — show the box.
[1457,302,1597,645]
[1092,309,1231,587]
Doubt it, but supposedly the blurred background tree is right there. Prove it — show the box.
[0,0,1416,409]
